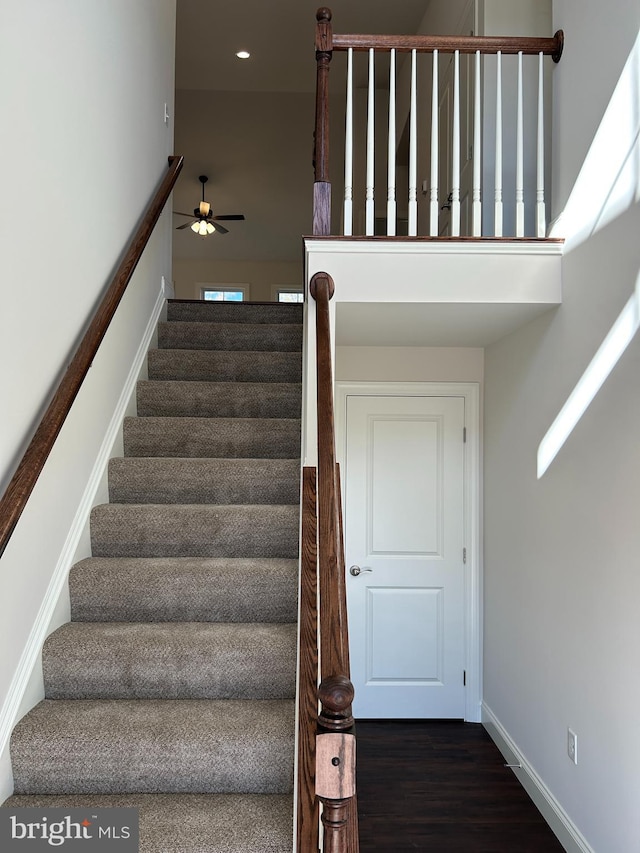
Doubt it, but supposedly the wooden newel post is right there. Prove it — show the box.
[316,678,356,853]
[314,7,333,235]
[318,675,354,732]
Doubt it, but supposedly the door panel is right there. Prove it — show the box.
[345,395,465,719]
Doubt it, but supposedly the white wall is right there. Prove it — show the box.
[173,258,303,302]
[336,346,483,383]
[0,0,176,801]
[483,2,640,851]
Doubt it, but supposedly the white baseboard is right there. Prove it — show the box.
[0,284,167,782]
[482,702,596,853]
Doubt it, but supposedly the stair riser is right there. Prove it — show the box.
[147,349,302,383]
[90,505,300,558]
[43,623,296,700]
[158,322,302,352]
[136,381,302,419]
[108,458,300,505]
[69,558,299,623]
[123,417,301,459]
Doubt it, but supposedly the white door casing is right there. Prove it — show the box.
[336,382,481,722]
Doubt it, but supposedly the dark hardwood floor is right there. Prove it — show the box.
[356,721,565,852]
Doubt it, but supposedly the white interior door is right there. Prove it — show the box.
[344,394,466,719]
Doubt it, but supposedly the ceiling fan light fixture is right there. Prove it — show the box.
[206,222,215,234]
[236,50,250,59]
[199,201,210,216]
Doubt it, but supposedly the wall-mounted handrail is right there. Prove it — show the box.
[306,270,359,852]
[0,154,184,558]
[312,6,564,239]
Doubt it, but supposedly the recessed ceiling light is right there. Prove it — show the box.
[236,50,250,60]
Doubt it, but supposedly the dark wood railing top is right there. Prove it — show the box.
[0,154,184,558]
[332,32,564,61]
[316,7,564,62]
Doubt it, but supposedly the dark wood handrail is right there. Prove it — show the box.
[0,154,184,558]
[297,466,320,852]
[311,272,350,687]
[332,31,564,62]
[310,270,359,852]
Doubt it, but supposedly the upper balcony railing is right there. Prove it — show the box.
[313,7,564,240]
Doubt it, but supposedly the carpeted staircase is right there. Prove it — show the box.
[3,300,303,852]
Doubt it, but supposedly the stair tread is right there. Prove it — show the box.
[136,380,302,419]
[2,793,293,853]
[158,321,302,353]
[43,622,296,700]
[12,699,294,795]
[90,503,300,558]
[123,416,301,459]
[147,348,302,383]
[69,556,298,623]
[108,457,300,505]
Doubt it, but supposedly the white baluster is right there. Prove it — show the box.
[536,51,546,237]
[515,51,524,237]
[451,49,461,237]
[494,51,503,237]
[430,49,439,236]
[344,48,353,236]
[408,49,418,236]
[387,49,396,235]
[472,50,482,236]
[366,48,375,236]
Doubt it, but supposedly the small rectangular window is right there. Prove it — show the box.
[200,284,247,302]
[276,289,304,303]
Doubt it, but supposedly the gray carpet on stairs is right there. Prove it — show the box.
[3,299,303,851]
[159,321,303,352]
[108,457,300,504]
[43,622,297,699]
[123,416,301,458]
[69,556,298,623]
[2,794,293,853]
[148,348,302,383]
[11,699,295,794]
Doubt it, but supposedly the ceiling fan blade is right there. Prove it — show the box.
[174,211,196,217]
[212,222,229,235]
[213,214,245,221]
[176,221,194,230]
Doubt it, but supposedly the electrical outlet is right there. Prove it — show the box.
[567,728,578,764]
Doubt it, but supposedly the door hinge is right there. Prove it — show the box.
[463,670,467,686]
[463,547,467,564]
[463,427,467,443]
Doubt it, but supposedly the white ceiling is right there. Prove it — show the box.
[173,0,431,262]
[335,302,559,347]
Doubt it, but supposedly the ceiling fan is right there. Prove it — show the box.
[175,175,245,235]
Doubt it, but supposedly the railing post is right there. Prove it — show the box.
[314,8,333,235]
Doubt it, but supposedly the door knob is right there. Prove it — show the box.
[349,565,373,577]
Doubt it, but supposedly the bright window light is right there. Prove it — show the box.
[202,289,244,302]
[538,271,640,477]
[278,290,304,303]
[550,30,640,250]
